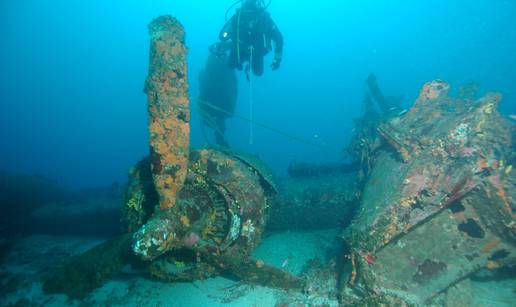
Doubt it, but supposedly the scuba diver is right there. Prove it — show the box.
[198,51,238,147]
[211,0,283,78]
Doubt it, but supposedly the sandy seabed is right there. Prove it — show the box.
[1,228,514,306]
[0,229,340,307]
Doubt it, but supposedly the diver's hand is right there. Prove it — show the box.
[271,57,281,70]
[271,51,282,70]
[209,42,226,58]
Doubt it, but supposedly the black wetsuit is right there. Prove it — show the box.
[219,6,283,76]
[199,53,237,146]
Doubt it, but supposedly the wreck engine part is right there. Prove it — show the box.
[124,149,301,289]
[339,80,515,305]
[130,149,271,260]
[144,15,190,210]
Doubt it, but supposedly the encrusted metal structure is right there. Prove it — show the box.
[145,15,190,210]
[125,149,302,289]
[129,149,271,261]
[42,16,304,299]
[130,15,302,288]
[339,80,516,305]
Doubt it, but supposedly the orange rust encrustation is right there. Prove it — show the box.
[144,16,190,210]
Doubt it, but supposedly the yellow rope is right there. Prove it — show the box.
[248,45,254,145]
[236,8,241,66]
[198,106,227,141]
[196,98,341,154]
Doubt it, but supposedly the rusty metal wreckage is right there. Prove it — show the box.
[43,15,515,304]
[340,80,515,305]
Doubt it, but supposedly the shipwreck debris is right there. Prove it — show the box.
[365,73,402,115]
[346,74,405,180]
[339,80,516,305]
[124,147,303,289]
[42,234,134,299]
[268,173,360,231]
[135,14,303,291]
[125,148,303,289]
[42,15,304,299]
[129,149,270,261]
[144,15,190,210]
[287,161,360,178]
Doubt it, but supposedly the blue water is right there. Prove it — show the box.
[1,0,515,187]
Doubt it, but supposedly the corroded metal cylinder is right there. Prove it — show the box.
[122,149,293,286]
[126,149,274,261]
[144,15,190,210]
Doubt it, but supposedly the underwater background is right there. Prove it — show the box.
[1,0,515,188]
[1,1,516,306]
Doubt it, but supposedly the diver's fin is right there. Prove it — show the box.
[245,64,251,82]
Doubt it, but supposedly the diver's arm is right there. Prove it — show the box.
[269,20,283,69]
[270,22,283,54]
[219,14,236,41]
[209,40,232,57]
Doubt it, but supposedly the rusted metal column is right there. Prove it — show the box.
[144,15,190,209]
